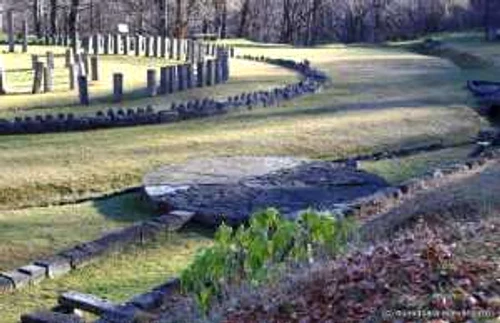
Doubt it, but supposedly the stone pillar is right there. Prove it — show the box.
[167,66,175,93]
[82,53,90,77]
[123,35,130,55]
[197,62,205,88]
[104,34,112,55]
[7,10,15,53]
[78,75,89,105]
[93,34,100,55]
[31,55,39,70]
[161,37,167,58]
[145,37,152,57]
[32,62,44,94]
[0,59,6,95]
[177,65,185,91]
[147,69,157,97]
[135,35,143,56]
[68,64,78,90]
[176,38,182,61]
[206,59,214,86]
[113,34,121,55]
[186,64,194,89]
[215,59,222,84]
[153,37,159,57]
[46,52,55,70]
[65,49,74,67]
[169,37,175,59]
[22,17,28,53]
[43,66,53,92]
[113,73,123,102]
[159,66,168,95]
[90,56,99,81]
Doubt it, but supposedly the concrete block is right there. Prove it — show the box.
[34,256,72,278]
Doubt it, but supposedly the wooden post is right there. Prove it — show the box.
[197,62,205,88]
[68,64,78,90]
[22,17,28,53]
[147,69,157,97]
[7,10,15,53]
[32,62,44,94]
[78,75,89,105]
[90,56,99,81]
[43,66,53,92]
[46,52,55,70]
[113,73,123,102]
[159,66,168,95]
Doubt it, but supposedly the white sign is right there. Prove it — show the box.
[117,24,129,34]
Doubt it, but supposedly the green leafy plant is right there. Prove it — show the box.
[180,208,356,313]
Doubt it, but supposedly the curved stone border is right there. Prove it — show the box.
[0,55,328,136]
[0,210,195,295]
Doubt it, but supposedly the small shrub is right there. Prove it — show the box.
[180,208,356,312]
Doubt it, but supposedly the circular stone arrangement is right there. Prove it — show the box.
[144,157,389,226]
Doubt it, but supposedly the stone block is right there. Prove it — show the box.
[20,310,85,323]
[59,247,96,269]
[34,256,72,278]
[0,275,14,293]
[0,270,31,289]
[18,265,46,284]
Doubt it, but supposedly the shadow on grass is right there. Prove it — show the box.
[91,191,159,223]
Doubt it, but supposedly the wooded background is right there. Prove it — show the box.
[1,0,499,44]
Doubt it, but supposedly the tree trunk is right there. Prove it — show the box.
[238,0,250,37]
[49,0,57,37]
[33,0,45,38]
[159,0,168,37]
[69,0,80,51]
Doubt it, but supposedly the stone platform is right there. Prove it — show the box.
[143,157,388,226]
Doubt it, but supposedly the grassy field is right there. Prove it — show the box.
[0,192,156,271]
[0,45,298,118]
[0,228,212,323]
[0,34,496,322]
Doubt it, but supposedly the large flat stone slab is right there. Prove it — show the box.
[144,157,388,226]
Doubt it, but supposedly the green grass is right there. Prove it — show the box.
[0,229,212,323]
[0,45,298,118]
[360,145,474,184]
[0,192,157,271]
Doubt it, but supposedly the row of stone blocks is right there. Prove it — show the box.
[1,210,195,297]
[79,34,235,63]
[0,56,328,135]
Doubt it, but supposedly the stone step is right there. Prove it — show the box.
[58,291,117,316]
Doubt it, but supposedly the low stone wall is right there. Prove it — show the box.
[0,56,328,136]
[0,210,194,295]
